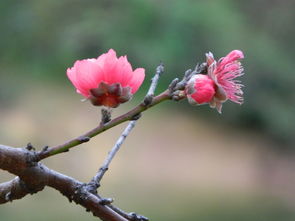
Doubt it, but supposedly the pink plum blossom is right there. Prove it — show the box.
[186,50,244,113]
[67,49,145,108]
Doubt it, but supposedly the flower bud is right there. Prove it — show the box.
[185,74,216,105]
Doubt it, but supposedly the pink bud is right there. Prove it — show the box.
[186,74,216,105]
[67,49,145,108]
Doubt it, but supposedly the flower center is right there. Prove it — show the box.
[89,82,132,108]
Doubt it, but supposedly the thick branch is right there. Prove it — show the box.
[0,145,128,221]
[0,177,36,204]
[0,63,202,220]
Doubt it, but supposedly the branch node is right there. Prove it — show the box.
[173,69,192,91]
[168,78,179,94]
[184,69,193,79]
[100,166,108,173]
[42,146,49,152]
[86,179,100,194]
[99,198,113,205]
[24,151,38,167]
[129,212,149,221]
[172,90,186,101]
[78,136,90,143]
[26,143,35,151]
[131,113,142,121]
[143,95,153,106]
[68,196,73,203]
[5,192,12,202]
[101,107,112,124]
[72,184,91,202]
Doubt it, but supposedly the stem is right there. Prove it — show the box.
[88,120,137,192]
[145,63,164,99]
[37,90,171,160]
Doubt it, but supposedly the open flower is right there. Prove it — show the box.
[186,50,244,113]
[67,49,145,108]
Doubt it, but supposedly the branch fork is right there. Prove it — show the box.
[0,62,197,221]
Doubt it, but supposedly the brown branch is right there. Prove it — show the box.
[0,177,37,204]
[0,144,130,221]
[36,89,174,160]
[36,64,173,161]
[0,64,202,220]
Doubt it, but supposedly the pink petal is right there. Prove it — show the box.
[67,67,87,96]
[219,50,244,66]
[119,56,134,87]
[74,60,103,96]
[212,50,245,104]
[128,68,145,93]
[100,49,119,83]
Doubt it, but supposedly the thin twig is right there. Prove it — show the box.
[147,62,164,96]
[144,63,164,105]
[88,120,137,192]
[88,63,166,191]
[87,63,166,214]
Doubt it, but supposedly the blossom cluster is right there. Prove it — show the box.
[67,49,244,112]
[186,50,244,113]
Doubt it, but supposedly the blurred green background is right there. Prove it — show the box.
[1,0,295,220]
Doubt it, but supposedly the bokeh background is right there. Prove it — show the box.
[1,0,295,220]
